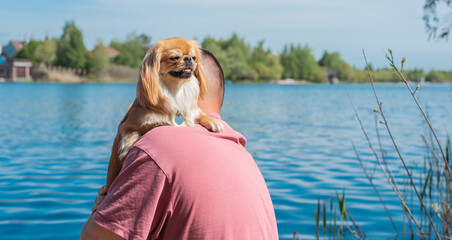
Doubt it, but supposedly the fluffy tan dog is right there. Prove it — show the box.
[105,37,223,191]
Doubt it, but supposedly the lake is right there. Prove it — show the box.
[0,82,451,239]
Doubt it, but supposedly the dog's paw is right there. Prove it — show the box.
[208,119,224,133]
[180,121,195,127]
[199,115,224,133]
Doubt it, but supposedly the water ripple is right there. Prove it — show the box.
[0,83,451,239]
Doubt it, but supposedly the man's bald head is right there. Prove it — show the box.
[198,49,225,114]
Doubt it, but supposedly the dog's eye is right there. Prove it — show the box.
[192,57,196,61]
[170,56,180,61]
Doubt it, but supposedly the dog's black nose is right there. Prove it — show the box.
[183,57,192,63]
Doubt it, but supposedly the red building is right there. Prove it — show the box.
[0,40,32,82]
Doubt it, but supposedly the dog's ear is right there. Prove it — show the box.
[137,44,166,109]
[194,47,209,100]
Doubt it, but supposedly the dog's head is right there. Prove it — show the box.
[137,37,208,110]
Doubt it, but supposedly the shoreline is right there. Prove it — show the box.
[3,79,452,85]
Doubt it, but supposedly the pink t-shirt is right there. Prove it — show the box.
[93,114,278,240]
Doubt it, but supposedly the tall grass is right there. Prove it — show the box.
[365,50,451,239]
[294,191,363,240]
[303,50,451,239]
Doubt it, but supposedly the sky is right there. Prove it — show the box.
[1,0,451,70]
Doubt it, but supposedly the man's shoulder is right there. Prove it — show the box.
[132,116,246,163]
[136,123,216,148]
[135,115,245,150]
[130,117,247,183]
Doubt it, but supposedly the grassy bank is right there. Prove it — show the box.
[31,64,137,83]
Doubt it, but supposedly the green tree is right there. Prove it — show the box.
[56,21,87,68]
[349,68,368,83]
[319,52,342,72]
[249,41,283,81]
[372,68,399,82]
[281,44,323,82]
[222,34,254,81]
[87,42,109,72]
[34,38,56,66]
[110,33,151,68]
[202,33,255,82]
[224,46,255,81]
[406,69,425,81]
[15,39,42,65]
[425,70,452,82]
[319,51,353,81]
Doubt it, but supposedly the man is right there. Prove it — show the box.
[80,49,278,240]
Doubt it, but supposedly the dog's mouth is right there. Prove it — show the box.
[169,68,193,78]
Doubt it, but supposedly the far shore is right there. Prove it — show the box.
[3,65,450,84]
[3,78,452,85]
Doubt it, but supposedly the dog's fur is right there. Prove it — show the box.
[106,37,223,191]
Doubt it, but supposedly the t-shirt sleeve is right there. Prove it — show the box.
[92,147,172,240]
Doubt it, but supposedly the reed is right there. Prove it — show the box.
[305,51,451,239]
[303,191,363,240]
[356,51,451,239]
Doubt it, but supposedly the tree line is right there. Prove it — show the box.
[15,21,452,83]
[16,21,150,80]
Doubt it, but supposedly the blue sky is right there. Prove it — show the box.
[1,0,451,70]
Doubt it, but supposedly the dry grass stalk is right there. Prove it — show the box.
[385,51,452,182]
[351,141,398,233]
[349,97,426,239]
[362,50,440,239]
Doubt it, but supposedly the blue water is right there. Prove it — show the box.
[1,83,451,239]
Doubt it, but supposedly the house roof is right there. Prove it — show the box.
[10,41,25,51]
[105,46,119,58]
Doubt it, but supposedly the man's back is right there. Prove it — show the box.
[93,114,278,239]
